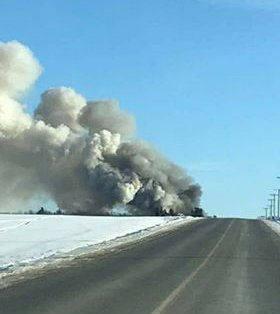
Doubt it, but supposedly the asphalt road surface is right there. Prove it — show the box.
[1,218,280,314]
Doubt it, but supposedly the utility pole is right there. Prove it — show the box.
[264,207,268,219]
[271,193,277,219]
[268,199,273,220]
[278,189,280,219]
[274,189,280,219]
[276,177,280,218]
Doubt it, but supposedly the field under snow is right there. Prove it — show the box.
[263,219,280,236]
[0,214,198,277]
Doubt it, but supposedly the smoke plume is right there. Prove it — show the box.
[0,41,201,215]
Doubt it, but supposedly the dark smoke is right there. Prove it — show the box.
[0,41,202,215]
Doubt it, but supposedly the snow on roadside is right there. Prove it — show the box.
[263,219,280,236]
[0,214,200,279]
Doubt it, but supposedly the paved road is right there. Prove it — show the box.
[1,218,280,314]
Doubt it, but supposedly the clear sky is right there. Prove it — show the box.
[1,0,280,218]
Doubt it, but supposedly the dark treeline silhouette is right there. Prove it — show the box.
[22,206,204,217]
[23,207,64,215]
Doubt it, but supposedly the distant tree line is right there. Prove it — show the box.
[23,206,205,217]
[24,207,64,215]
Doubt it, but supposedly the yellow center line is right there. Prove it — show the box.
[151,219,235,314]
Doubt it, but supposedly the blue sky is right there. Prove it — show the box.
[1,0,280,218]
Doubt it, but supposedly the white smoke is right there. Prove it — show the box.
[0,41,42,97]
[0,94,32,137]
[0,41,201,215]
[79,100,136,137]
[35,87,86,131]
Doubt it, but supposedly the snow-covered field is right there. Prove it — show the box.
[263,219,280,236]
[0,214,199,279]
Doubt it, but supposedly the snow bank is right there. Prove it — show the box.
[263,219,280,236]
[0,214,199,277]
